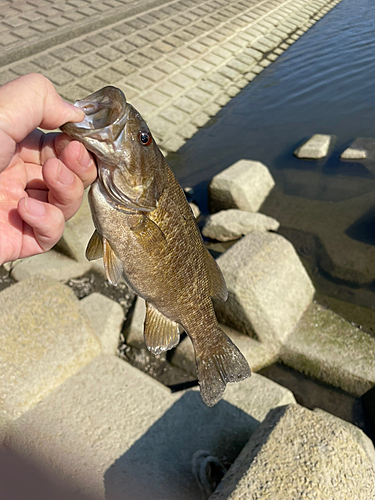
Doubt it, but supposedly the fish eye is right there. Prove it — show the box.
[138,130,152,146]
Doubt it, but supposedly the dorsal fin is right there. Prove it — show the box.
[204,248,228,302]
[86,230,104,261]
[103,237,123,285]
[144,302,181,355]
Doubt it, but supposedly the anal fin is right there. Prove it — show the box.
[204,248,228,302]
[86,230,104,261]
[144,302,181,355]
[103,237,123,286]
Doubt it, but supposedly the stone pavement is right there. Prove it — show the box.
[0,0,341,153]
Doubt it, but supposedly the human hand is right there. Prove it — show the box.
[0,73,97,266]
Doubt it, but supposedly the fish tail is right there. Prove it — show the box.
[194,328,251,407]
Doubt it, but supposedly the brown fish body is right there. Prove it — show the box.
[62,86,250,406]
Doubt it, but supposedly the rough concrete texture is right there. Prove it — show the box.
[294,133,334,159]
[10,250,92,282]
[209,160,275,213]
[211,404,375,500]
[124,296,146,347]
[4,355,295,500]
[281,302,375,396]
[0,275,100,419]
[0,0,343,153]
[170,323,279,376]
[215,232,315,345]
[202,209,280,241]
[55,191,95,263]
[341,137,375,160]
[81,292,125,354]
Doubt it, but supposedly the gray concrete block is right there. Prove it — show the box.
[211,404,375,500]
[202,209,280,241]
[10,250,92,282]
[55,190,95,263]
[208,160,275,213]
[4,355,295,500]
[294,133,334,159]
[341,137,375,160]
[170,323,279,376]
[281,302,375,396]
[81,292,124,354]
[125,296,146,348]
[215,232,315,345]
[0,275,100,419]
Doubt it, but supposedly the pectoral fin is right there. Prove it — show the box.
[86,230,104,261]
[204,248,228,302]
[103,237,123,285]
[144,302,181,355]
[131,214,166,247]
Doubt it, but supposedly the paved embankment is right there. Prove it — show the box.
[1,0,341,153]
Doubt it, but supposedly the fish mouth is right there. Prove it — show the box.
[61,86,128,142]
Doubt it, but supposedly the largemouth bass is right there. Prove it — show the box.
[61,86,251,406]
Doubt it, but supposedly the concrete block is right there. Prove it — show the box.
[202,209,279,241]
[281,303,375,396]
[294,134,335,159]
[211,405,375,500]
[0,275,100,419]
[55,190,95,263]
[81,293,124,355]
[341,137,375,160]
[215,232,315,345]
[170,323,279,376]
[125,296,146,347]
[4,355,295,500]
[10,250,92,282]
[208,160,275,213]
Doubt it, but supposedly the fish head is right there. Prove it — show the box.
[61,86,166,211]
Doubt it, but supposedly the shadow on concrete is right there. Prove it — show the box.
[104,391,258,500]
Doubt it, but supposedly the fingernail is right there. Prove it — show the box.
[78,144,94,169]
[24,197,45,217]
[57,162,74,185]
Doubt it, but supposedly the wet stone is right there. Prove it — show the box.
[341,137,375,160]
[294,133,334,159]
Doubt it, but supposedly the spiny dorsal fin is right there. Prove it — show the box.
[144,302,181,355]
[204,248,228,302]
[86,230,104,261]
[103,237,123,285]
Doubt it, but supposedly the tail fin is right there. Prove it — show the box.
[195,329,251,407]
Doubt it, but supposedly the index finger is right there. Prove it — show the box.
[0,73,84,144]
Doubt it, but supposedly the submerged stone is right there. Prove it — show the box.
[294,134,334,159]
[341,137,375,160]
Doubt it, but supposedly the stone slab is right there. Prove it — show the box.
[170,324,279,376]
[4,355,295,500]
[202,209,280,241]
[281,302,375,396]
[55,190,95,264]
[341,137,375,160]
[211,404,375,499]
[10,250,92,282]
[81,292,124,355]
[0,275,100,419]
[294,133,334,159]
[215,232,315,345]
[208,160,275,213]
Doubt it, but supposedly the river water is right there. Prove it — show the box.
[168,0,375,326]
